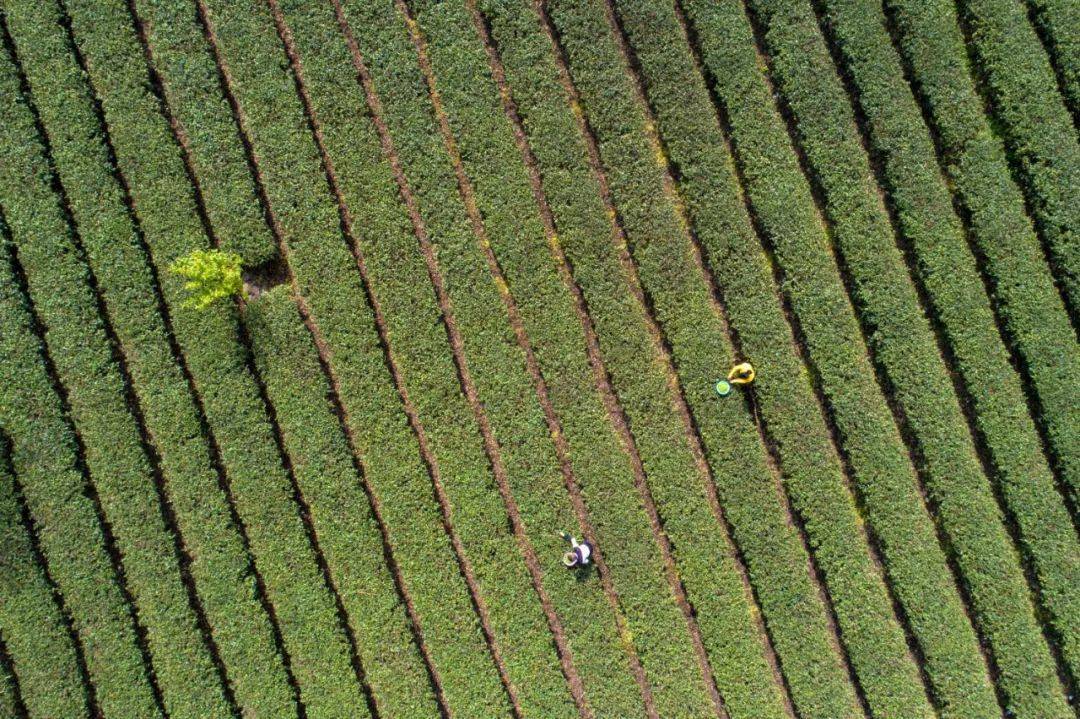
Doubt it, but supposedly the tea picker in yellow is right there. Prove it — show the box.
[714,361,755,397]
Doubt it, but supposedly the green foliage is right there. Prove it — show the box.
[280,0,626,715]
[246,287,441,719]
[0,226,159,719]
[821,0,1080,698]
[0,378,88,719]
[193,0,514,714]
[9,0,367,713]
[1026,0,1080,123]
[2,0,1076,713]
[171,249,243,309]
[886,0,1080,684]
[956,0,1080,321]
[133,0,278,265]
[728,0,1074,713]
[55,0,380,714]
[0,8,236,715]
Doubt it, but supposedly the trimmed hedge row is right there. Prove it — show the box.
[191,0,516,714]
[682,0,1062,712]
[277,0,659,715]
[403,0,792,714]
[131,0,275,265]
[1025,0,1080,122]
[884,0,1080,676]
[0,640,20,719]
[0,194,160,719]
[607,1,965,716]
[518,0,870,716]
[616,0,1001,715]
[245,288,441,719]
[953,0,1080,329]
[429,0,868,712]
[886,0,1080,523]
[21,0,374,713]
[0,429,88,719]
[794,0,1080,703]
[119,0,445,709]
[350,0,753,712]
[270,2,581,715]
[0,7,237,716]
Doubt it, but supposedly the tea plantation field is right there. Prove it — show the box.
[1,0,1077,716]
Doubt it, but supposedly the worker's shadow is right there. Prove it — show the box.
[570,562,596,582]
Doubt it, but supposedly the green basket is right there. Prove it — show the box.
[714,379,732,397]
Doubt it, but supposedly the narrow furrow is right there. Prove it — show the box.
[595,2,930,712]
[0,430,90,719]
[1023,0,1080,129]
[801,0,1078,707]
[0,205,161,719]
[951,0,1080,340]
[322,0,715,713]
[191,0,518,715]
[667,0,1008,713]
[0,10,252,715]
[493,2,864,716]
[0,634,28,719]
[265,4,525,714]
